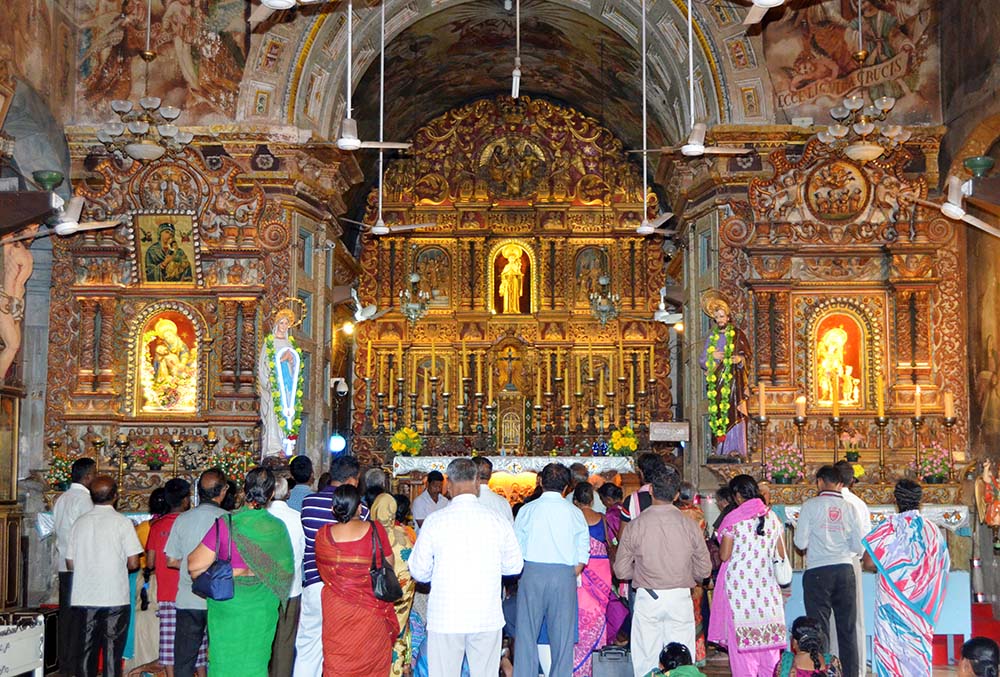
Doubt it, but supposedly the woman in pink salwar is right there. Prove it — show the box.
[572,483,613,677]
[708,474,788,677]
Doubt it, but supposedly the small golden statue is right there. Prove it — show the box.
[498,244,524,314]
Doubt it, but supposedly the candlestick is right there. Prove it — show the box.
[388,371,394,404]
[564,366,570,408]
[875,415,889,483]
[444,359,449,395]
[638,351,645,384]
[556,348,562,375]
[366,340,373,377]
[477,352,483,393]
[575,390,585,432]
[238,436,253,474]
[363,376,373,434]
[599,372,605,407]
[376,392,386,434]
[757,415,770,479]
[488,366,494,404]
[912,415,924,473]
[832,374,840,418]
[411,353,417,392]
[794,415,807,459]
[421,403,431,435]
[830,416,843,465]
[423,368,430,405]
[914,385,922,419]
[396,376,405,431]
[461,340,468,381]
[114,434,130,491]
[379,354,387,394]
[944,391,955,419]
[169,435,184,477]
[536,364,542,405]
[648,345,655,380]
[429,375,440,436]
[562,402,572,436]
[397,339,403,373]
[795,395,806,418]
[758,381,767,418]
[588,340,594,376]
[431,339,436,378]
[546,351,552,394]
[409,392,419,429]
[629,363,635,406]
[943,416,957,481]
[876,373,885,418]
[576,355,582,393]
[596,404,607,435]
[618,333,625,373]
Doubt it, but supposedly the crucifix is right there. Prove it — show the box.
[501,348,521,390]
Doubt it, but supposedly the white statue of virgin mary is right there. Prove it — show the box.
[258,308,303,457]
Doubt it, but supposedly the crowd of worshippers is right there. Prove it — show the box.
[51,452,1000,677]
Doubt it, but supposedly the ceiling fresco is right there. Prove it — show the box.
[349,0,669,153]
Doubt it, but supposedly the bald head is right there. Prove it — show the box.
[198,468,228,504]
[90,476,117,505]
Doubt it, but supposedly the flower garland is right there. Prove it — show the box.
[705,325,736,439]
[47,453,74,488]
[264,334,304,440]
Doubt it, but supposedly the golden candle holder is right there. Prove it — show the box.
[113,434,130,491]
[757,415,770,479]
[875,416,890,483]
[239,435,254,474]
[829,416,843,464]
[92,436,106,475]
[793,415,807,459]
[169,435,183,477]
[912,416,924,472]
[943,416,957,482]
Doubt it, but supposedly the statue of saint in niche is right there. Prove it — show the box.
[497,244,528,314]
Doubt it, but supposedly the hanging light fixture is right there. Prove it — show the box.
[399,245,430,325]
[816,0,909,163]
[97,0,192,161]
[511,0,521,98]
[589,250,621,326]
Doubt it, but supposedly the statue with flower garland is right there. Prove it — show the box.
[698,290,752,459]
[257,302,305,457]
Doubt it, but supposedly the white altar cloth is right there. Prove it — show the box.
[392,455,634,476]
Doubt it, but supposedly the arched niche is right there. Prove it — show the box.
[488,239,539,316]
[804,300,882,412]
[128,302,208,417]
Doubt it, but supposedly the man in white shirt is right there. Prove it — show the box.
[472,456,513,523]
[409,458,523,677]
[268,476,306,677]
[412,470,450,527]
[794,465,866,677]
[836,460,873,675]
[66,476,143,677]
[52,456,95,675]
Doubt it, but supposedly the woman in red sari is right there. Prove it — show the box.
[315,484,398,676]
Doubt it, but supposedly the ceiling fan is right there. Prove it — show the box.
[349,287,388,322]
[622,288,683,324]
[741,0,785,26]
[250,0,334,29]
[340,0,434,236]
[4,196,121,244]
[904,175,1000,239]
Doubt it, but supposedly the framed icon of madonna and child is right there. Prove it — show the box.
[133,213,200,287]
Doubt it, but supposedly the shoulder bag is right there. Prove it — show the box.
[192,515,235,601]
[369,523,403,603]
[772,537,793,587]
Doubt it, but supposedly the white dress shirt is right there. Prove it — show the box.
[842,487,873,544]
[479,484,514,524]
[412,490,450,523]
[408,494,523,634]
[268,499,306,597]
[52,483,93,573]
[67,505,143,607]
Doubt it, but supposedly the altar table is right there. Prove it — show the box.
[391,455,635,476]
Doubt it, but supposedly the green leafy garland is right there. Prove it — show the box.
[265,335,304,439]
[705,325,735,439]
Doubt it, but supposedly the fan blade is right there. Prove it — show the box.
[743,3,769,25]
[627,146,679,155]
[649,212,674,229]
[963,213,1000,239]
[651,228,676,236]
[912,197,943,212]
[946,175,964,208]
[3,226,57,244]
[75,220,121,233]
[387,223,437,233]
[339,217,369,227]
[620,314,655,322]
[249,3,277,28]
[359,141,412,150]
[62,196,85,225]
[702,146,752,156]
[370,308,390,320]
[689,123,707,147]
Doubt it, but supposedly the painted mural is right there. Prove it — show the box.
[762,0,940,124]
[76,0,248,122]
[0,0,75,115]
[969,231,1000,455]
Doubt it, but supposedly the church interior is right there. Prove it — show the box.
[2,0,1000,673]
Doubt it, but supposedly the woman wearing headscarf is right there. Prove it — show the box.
[371,491,417,677]
[188,467,295,676]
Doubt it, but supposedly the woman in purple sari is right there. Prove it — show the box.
[708,475,787,676]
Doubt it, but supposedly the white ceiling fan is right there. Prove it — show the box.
[340,0,434,236]
[631,1,751,161]
[250,0,334,30]
[511,0,522,98]
[904,175,1000,239]
[4,196,121,243]
[349,287,388,322]
[741,0,785,26]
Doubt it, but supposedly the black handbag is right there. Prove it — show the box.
[369,523,403,603]
[192,516,234,601]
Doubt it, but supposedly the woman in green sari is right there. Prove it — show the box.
[188,467,294,676]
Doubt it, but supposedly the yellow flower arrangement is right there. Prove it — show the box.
[853,463,865,480]
[609,426,638,456]
[390,427,423,456]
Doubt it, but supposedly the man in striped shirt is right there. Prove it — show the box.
[294,455,368,676]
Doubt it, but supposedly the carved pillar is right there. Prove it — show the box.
[218,299,239,393]
[750,286,791,385]
[96,298,116,392]
[76,298,98,393]
[238,299,257,392]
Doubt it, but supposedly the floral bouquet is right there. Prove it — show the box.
[137,439,171,469]
[917,441,950,483]
[47,453,74,490]
[391,427,422,456]
[209,444,255,480]
[765,441,805,484]
[609,427,638,456]
[571,439,592,457]
[840,428,864,462]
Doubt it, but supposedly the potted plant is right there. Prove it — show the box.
[917,441,950,484]
[609,427,638,456]
[390,427,423,456]
[840,428,863,463]
[47,453,73,491]
[765,441,805,484]
[137,439,171,471]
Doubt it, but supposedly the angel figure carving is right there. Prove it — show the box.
[975,459,1000,553]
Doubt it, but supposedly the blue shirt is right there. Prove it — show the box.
[287,483,311,512]
[513,491,590,567]
[300,486,369,588]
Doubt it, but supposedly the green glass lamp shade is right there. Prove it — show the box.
[963,155,995,179]
[31,170,64,192]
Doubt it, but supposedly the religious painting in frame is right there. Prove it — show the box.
[812,311,866,411]
[574,246,609,307]
[131,211,202,287]
[415,245,451,308]
[134,308,200,415]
